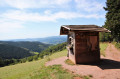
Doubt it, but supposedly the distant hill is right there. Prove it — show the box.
[5,36,67,44]
[0,41,51,53]
[0,36,66,59]
[0,42,67,67]
[36,36,67,44]
[0,43,33,59]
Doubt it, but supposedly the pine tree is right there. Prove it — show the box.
[104,0,120,42]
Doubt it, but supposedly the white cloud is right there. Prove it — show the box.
[0,2,105,33]
[0,9,104,33]
[53,12,104,19]
[2,10,104,22]
[0,0,104,13]
[0,0,106,40]
[75,0,104,12]
[0,0,105,34]
[0,18,24,33]
[0,0,71,9]
[44,10,52,15]
[0,0,6,6]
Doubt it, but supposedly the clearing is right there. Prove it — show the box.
[46,43,120,79]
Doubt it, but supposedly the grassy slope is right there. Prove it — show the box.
[0,43,108,79]
[0,50,67,79]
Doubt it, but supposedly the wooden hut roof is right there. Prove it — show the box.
[60,25,110,35]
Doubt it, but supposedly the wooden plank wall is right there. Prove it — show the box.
[75,31,100,64]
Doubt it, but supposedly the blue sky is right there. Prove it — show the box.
[0,0,106,40]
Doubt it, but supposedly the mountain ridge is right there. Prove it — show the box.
[2,36,67,44]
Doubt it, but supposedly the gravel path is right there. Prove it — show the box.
[46,43,120,79]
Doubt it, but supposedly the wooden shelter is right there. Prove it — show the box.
[60,25,110,64]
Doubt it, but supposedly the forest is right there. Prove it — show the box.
[100,0,120,42]
[0,43,33,59]
[0,42,67,67]
[0,41,51,52]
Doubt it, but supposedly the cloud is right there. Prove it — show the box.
[0,9,104,33]
[44,10,52,15]
[2,10,104,22]
[0,0,104,13]
[0,0,105,21]
[53,12,104,20]
[0,17,24,33]
[0,21,24,33]
[0,0,105,34]
[0,0,71,9]
[75,0,104,12]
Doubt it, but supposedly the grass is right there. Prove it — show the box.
[32,52,39,55]
[83,76,90,79]
[0,43,108,79]
[30,65,80,79]
[0,50,68,79]
[65,59,75,65]
[100,42,108,57]
[114,42,120,50]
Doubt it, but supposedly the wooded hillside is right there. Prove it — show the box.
[0,43,32,59]
[0,41,51,52]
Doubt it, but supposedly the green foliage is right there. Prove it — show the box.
[31,52,39,55]
[0,42,67,67]
[0,41,51,67]
[99,32,111,42]
[46,56,51,61]
[0,57,4,67]
[0,43,32,59]
[33,55,39,60]
[103,0,120,42]
[20,58,27,63]
[38,42,67,58]
[0,41,51,52]
[27,56,34,62]
[115,42,120,49]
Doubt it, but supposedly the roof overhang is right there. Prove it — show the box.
[60,25,111,35]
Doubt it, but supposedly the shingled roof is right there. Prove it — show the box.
[60,25,110,35]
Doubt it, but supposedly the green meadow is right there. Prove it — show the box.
[0,50,75,79]
[0,43,108,79]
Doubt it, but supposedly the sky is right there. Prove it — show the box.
[0,0,107,40]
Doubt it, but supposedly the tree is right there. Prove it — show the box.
[33,55,38,60]
[103,0,120,42]
[100,32,111,42]
[27,56,33,62]
[0,57,4,67]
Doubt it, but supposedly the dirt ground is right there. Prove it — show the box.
[46,43,120,79]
